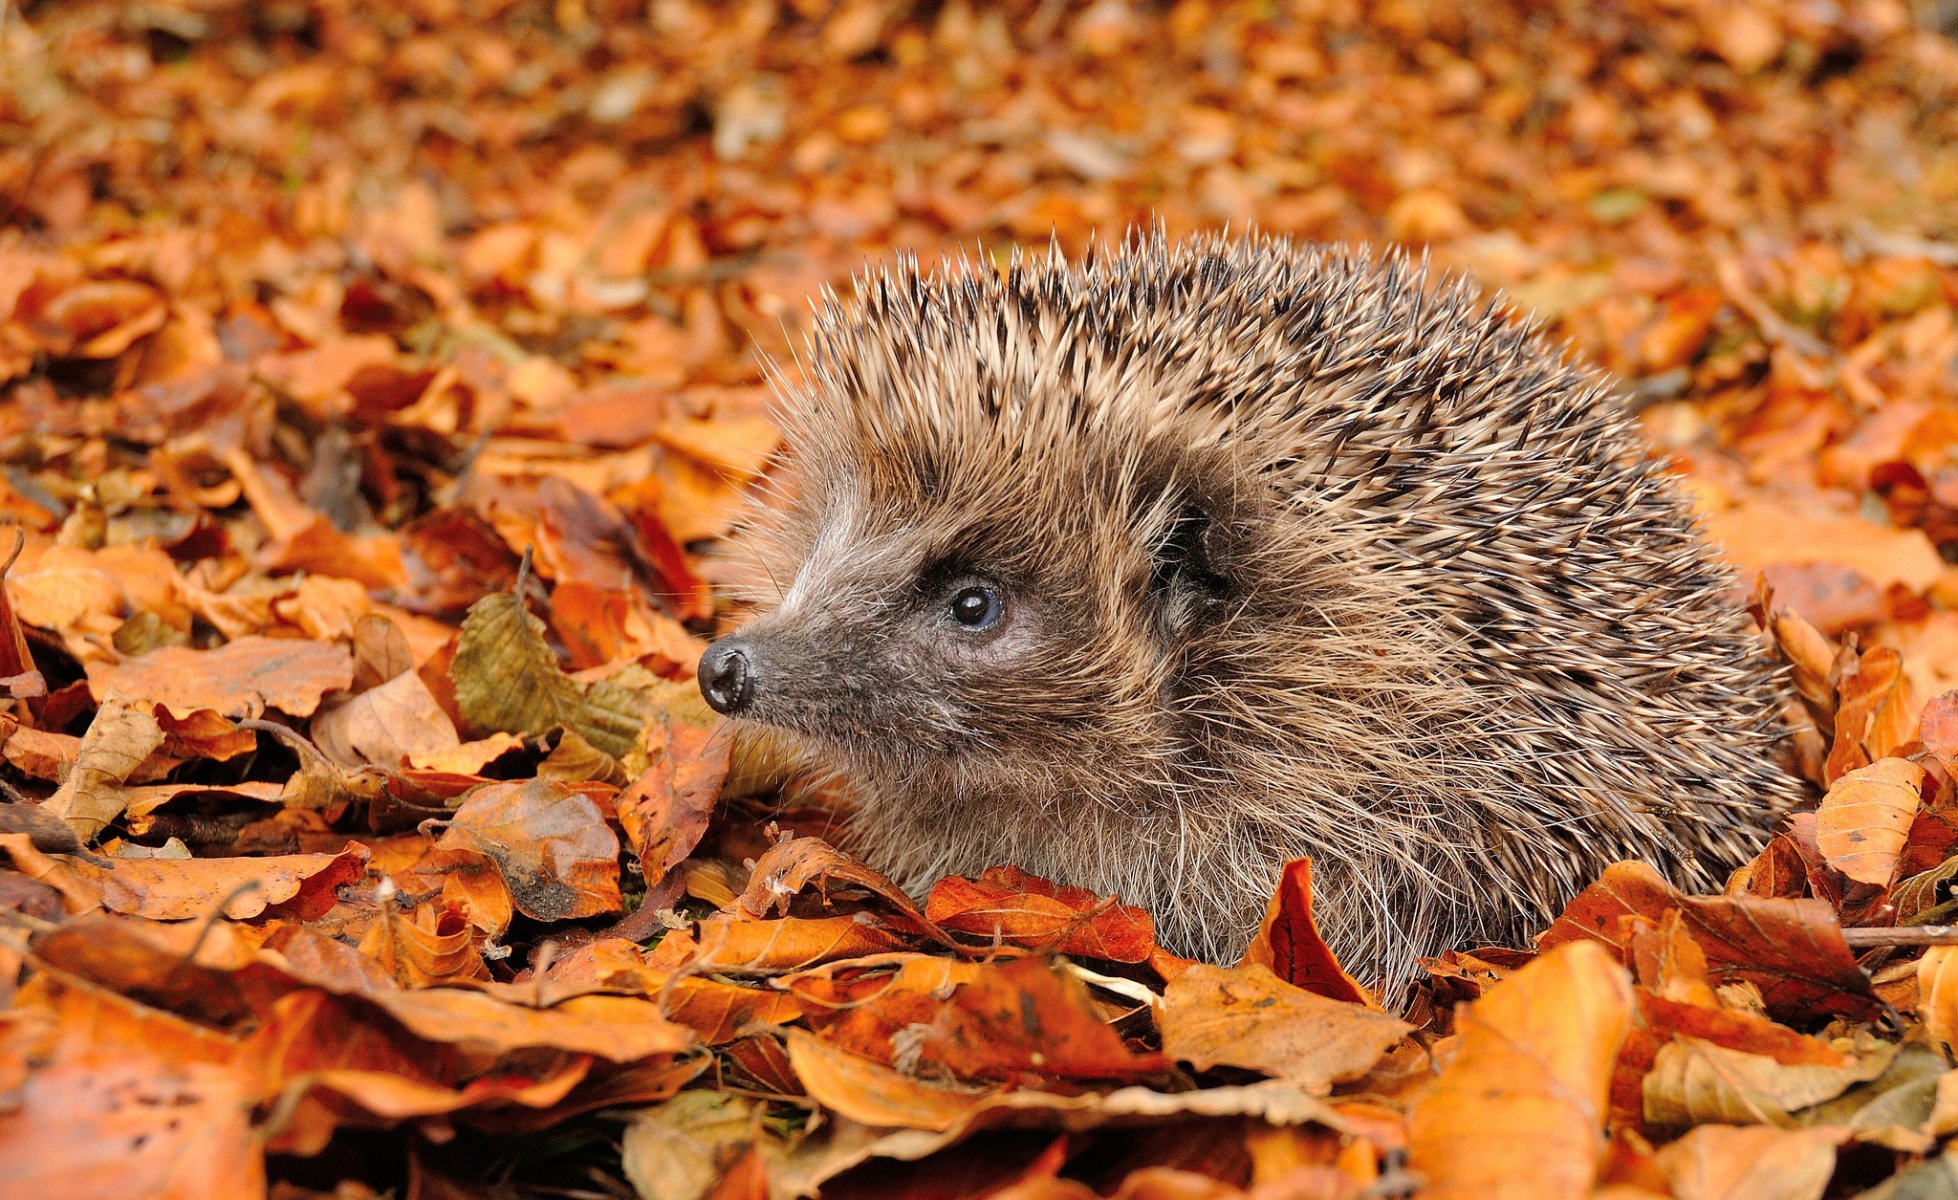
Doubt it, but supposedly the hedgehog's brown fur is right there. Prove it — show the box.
[703,231,1804,998]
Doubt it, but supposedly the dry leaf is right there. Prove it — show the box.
[1814,757,1925,885]
[1158,963,1410,1093]
[437,779,623,921]
[1653,1124,1839,1200]
[85,637,354,720]
[40,695,165,842]
[1406,940,1633,1200]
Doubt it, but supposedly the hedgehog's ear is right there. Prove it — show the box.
[1149,498,1233,621]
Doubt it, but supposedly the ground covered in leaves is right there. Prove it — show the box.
[5,1,1958,1197]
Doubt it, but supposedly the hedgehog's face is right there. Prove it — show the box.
[696,466,1238,787]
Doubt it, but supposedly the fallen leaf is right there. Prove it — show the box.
[1653,1124,1838,1200]
[40,695,165,842]
[85,636,354,719]
[1158,962,1411,1093]
[356,897,492,986]
[785,1027,1002,1132]
[1406,940,1633,1200]
[911,954,1171,1085]
[622,1090,774,1200]
[452,586,644,756]
[84,845,368,921]
[437,779,623,921]
[364,987,695,1063]
[690,913,917,972]
[1241,858,1372,1006]
[0,974,264,1197]
[926,866,1157,963]
[312,668,461,769]
[735,835,935,932]
[1814,757,1925,886]
[617,690,728,888]
[1540,861,1882,1022]
[1643,1036,1894,1127]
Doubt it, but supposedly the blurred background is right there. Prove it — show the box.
[3,0,1958,682]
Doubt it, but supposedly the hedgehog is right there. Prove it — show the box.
[696,231,1804,998]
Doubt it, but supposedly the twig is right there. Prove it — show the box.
[1843,925,1958,948]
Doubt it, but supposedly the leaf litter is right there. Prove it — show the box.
[4,2,1958,1198]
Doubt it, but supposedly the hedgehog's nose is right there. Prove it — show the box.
[699,637,756,715]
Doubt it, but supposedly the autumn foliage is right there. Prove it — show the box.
[6,1,1958,1197]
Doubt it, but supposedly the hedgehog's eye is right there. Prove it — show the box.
[949,584,1003,630]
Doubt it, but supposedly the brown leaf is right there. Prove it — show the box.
[621,1092,775,1200]
[618,693,728,888]
[1919,690,1958,774]
[911,955,1171,1085]
[0,528,41,686]
[787,956,993,1065]
[1826,643,1919,784]
[154,707,259,762]
[659,975,813,1045]
[1643,1036,1892,1127]
[1917,945,1958,1058]
[1653,1124,1839,1200]
[785,1027,1000,1132]
[39,279,169,357]
[364,987,695,1063]
[437,779,622,921]
[1814,757,1925,885]
[735,835,934,932]
[690,913,917,973]
[0,831,105,912]
[925,866,1157,963]
[312,668,461,768]
[398,843,515,938]
[399,507,520,612]
[0,974,264,1197]
[85,636,354,719]
[39,694,165,842]
[1158,962,1411,1093]
[1240,858,1372,1006]
[84,844,367,921]
[356,897,492,986]
[247,992,594,1157]
[1540,861,1882,1022]
[1406,940,1633,1200]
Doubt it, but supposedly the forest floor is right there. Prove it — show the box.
[4,2,1958,1198]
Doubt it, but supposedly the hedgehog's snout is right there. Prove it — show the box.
[698,636,757,715]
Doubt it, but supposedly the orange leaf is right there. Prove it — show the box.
[1653,1124,1840,1200]
[618,704,728,887]
[1918,945,1958,1059]
[785,1027,999,1132]
[910,955,1171,1085]
[735,835,934,932]
[356,898,492,986]
[1240,858,1372,1006]
[1541,861,1880,1022]
[691,913,917,972]
[85,635,354,719]
[925,866,1156,963]
[84,844,368,921]
[1406,941,1633,1200]
[1814,757,1924,886]
[1158,963,1410,1093]
[437,779,622,921]
[0,974,264,1197]
[364,988,695,1064]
